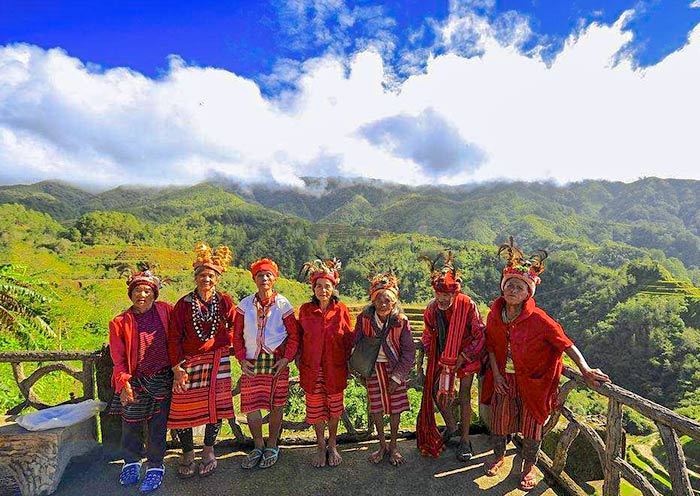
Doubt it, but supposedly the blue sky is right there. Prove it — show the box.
[0,0,699,187]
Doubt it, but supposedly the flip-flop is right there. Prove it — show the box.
[177,460,196,479]
[259,446,280,469]
[241,448,264,469]
[518,468,538,491]
[198,458,217,478]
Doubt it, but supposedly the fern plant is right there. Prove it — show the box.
[0,264,56,348]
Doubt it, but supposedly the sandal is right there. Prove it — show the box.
[241,448,264,469]
[198,458,217,478]
[484,457,505,476]
[456,440,474,462]
[139,466,165,493]
[518,467,538,491]
[259,446,280,469]
[119,462,142,486]
[177,460,196,479]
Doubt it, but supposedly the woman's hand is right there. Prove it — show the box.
[388,378,400,394]
[273,358,289,376]
[240,359,255,378]
[172,365,189,393]
[120,382,135,406]
[494,372,509,395]
[581,367,611,388]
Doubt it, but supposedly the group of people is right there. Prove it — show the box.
[108,238,609,493]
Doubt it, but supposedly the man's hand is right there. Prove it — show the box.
[120,382,135,406]
[273,358,289,376]
[240,359,255,378]
[172,365,189,393]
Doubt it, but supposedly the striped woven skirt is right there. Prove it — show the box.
[240,367,290,414]
[305,368,344,425]
[108,368,172,423]
[490,373,543,441]
[366,362,409,415]
[166,348,234,429]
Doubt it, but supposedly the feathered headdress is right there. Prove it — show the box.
[298,257,341,286]
[193,242,233,275]
[497,236,547,296]
[369,270,400,302]
[419,250,462,293]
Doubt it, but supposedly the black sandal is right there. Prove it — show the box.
[456,440,474,462]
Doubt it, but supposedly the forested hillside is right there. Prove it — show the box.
[1,178,699,424]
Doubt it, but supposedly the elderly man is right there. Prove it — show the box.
[417,253,487,460]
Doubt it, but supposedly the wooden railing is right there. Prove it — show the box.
[539,367,700,496]
[0,351,100,415]
[3,344,699,496]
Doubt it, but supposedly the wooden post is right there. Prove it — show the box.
[551,421,580,474]
[82,359,95,399]
[603,399,624,496]
[657,423,693,496]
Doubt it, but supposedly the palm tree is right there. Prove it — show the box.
[0,264,56,348]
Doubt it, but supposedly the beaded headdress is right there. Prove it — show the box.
[419,250,462,293]
[193,242,232,275]
[369,271,400,301]
[126,269,161,299]
[298,257,341,286]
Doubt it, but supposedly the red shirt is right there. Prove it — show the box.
[480,296,574,424]
[167,292,236,365]
[134,305,170,377]
[297,300,353,394]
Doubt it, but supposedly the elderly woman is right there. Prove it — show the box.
[297,258,353,468]
[480,238,610,491]
[167,243,236,478]
[352,272,415,466]
[108,269,172,493]
[233,257,300,469]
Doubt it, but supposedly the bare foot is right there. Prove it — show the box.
[198,447,217,477]
[368,445,387,464]
[389,448,405,466]
[327,444,343,467]
[312,445,327,468]
[484,457,505,476]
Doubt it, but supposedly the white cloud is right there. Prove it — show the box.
[690,1,700,9]
[1,10,699,188]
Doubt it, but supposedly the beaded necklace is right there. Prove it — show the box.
[191,289,220,341]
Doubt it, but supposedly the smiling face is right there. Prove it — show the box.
[502,277,530,307]
[435,291,456,311]
[130,284,155,313]
[374,290,396,319]
[314,278,334,304]
[254,269,276,293]
[195,268,219,294]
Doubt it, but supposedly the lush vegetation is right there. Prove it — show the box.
[1,178,699,492]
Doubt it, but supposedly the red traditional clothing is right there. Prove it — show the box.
[480,296,574,426]
[233,292,300,413]
[166,292,236,429]
[490,373,543,441]
[304,368,345,424]
[417,293,486,457]
[109,301,173,394]
[297,301,353,394]
[366,362,410,414]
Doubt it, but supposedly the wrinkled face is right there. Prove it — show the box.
[503,277,529,306]
[130,284,155,313]
[374,290,396,318]
[314,278,334,303]
[195,268,219,293]
[435,291,455,311]
[254,270,276,292]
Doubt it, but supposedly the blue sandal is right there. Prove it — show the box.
[259,446,280,469]
[119,462,142,486]
[139,465,165,493]
[241,448,264,469]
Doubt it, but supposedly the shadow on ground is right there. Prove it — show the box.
[54,434,559,496]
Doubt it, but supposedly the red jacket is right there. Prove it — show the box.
[109,301,173,393]
[167,292,236,366]
[480,296,573,424]
[297,301,353,394]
